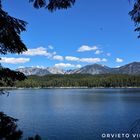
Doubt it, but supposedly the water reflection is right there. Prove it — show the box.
[0,89,140,139]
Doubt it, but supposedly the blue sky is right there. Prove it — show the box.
[1,0,140,69]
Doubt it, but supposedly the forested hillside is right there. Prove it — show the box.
[14,74,140,88]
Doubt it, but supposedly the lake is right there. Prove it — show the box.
[0,88,140,140]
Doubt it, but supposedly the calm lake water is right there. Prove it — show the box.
[0,88,140,140]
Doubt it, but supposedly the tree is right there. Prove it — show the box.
[0,1,28,88]
[129,0,140,38]
[0,112,23,140]
[0,112,43,140]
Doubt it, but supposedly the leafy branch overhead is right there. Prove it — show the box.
[29,0,75,11]
[129,0,140,38]
[0,8,27,55]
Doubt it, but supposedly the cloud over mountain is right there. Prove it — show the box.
[116,58,123,63]
[55,63,81,68]
[65,56,107,63]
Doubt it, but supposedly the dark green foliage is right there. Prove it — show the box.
[47,0,75,11]
[129,0,140,38]
[26,135,42,140]
[29,0,75,11]
[0,7,27,55]
[29,0,46,8]
[15,74,140,88]
[0,112,23,140]
[0,67,26,95]
[0,1,27,90]
[0,112,42,140]
[0,67,26,87]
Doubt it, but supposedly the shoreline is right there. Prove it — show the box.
[1,86,140,90]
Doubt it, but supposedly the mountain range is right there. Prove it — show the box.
[16,62,140,76]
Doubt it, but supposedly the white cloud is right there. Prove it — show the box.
[48,45,54,50]
[18,66,25,69]
[102,58,107,62]
[76,64,82,68]
[65,56,107,63]
[80,58,101,63]
[55,63,82,68]
[65,56,80,61]
[106,53,111,56]
[53,55,64,61]
[80,58,107,63]
[77,45,98,52]
[0,57,30,64]
[31,65,45,69]
[116,58,123,63]
[95,50,103,55]
[22,47,53,57]
[116,66,120,68]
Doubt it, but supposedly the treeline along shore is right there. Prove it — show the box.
[9,74,140,88]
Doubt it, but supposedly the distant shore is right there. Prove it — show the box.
[1,86,140,90]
